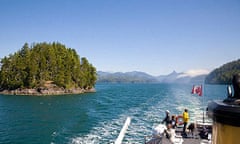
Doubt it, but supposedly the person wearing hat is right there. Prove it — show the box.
[162,110,171,126]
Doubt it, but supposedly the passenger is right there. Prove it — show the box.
[232,73,240,99]
[170,115,177,129]
[182,109,189,137]
[187,123,195,138]
[164,123,176,144]
[162,110,171,126]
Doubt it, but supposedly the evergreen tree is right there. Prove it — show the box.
[205,59,240,84]
[0,42,97,91]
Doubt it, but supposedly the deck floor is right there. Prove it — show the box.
[161,134,211,144]
[145,124,212,144]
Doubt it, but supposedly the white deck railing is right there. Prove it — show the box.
[115,117,131,144]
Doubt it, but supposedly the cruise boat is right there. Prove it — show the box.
[208,74,240,144]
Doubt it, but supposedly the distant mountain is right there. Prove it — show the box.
[97,70,207,84]
[156,71,179,83]
[205,59,240,84]
[97,71,157,83]
[156,71,207,84]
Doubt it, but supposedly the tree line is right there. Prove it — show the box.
[205,59,240,84]
[0,42,97,90]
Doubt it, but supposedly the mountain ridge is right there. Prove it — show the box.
[97,70,207,83]
[205,59,240,84]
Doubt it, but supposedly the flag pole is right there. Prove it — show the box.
[202,84,205,124]
[192,84,205,124]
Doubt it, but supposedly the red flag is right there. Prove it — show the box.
[191,85,202,96]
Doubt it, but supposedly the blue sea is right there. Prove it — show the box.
[0,83,228,144]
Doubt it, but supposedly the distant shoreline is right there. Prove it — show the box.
[0,87,96,96]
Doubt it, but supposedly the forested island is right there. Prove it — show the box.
[0,42,97,95]
[205,59,240,84]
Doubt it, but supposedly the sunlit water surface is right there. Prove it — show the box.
[0,83,227,143]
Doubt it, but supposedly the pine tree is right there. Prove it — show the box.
[0,42,97,91]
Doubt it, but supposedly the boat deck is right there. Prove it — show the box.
[161,137,211,144]
[145,123,212,144]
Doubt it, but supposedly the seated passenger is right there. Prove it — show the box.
[165,124,184,144]
[165,124,176,143]
[170,115,177,129]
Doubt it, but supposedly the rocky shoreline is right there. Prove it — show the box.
[0,87,96,95]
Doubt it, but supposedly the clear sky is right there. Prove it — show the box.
[0,0,240,76]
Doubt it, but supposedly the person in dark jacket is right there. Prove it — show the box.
[162,110,171,126]
[170,115,177,129]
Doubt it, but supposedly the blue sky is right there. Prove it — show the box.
[0,0,240,76]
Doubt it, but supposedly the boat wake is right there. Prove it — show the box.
[68,85,204,143]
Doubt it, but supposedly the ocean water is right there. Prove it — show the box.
[0,83,228,143]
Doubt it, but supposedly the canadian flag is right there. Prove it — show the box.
[191,85,202,96]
